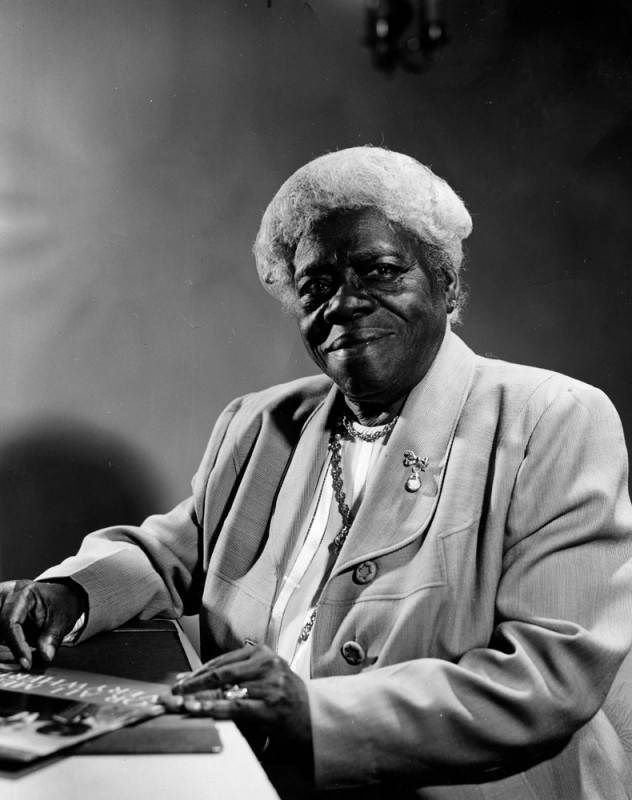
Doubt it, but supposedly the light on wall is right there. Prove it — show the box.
[364,0,449,73]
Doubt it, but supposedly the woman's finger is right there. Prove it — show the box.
[0,588,37,669]
[173,645,276,695]
[171,644,257,694]
[174,656,275,695]
[158,693,185,713]
[199,644,258,672]
[191,697,270,723]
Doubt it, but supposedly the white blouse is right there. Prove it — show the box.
[266,421,391,680]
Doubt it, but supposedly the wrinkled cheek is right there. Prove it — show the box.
[297,323,329,370]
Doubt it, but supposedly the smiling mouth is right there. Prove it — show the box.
[325,330,393,353]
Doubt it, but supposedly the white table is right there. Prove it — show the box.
[0,721,280,800]
[0,623,280,800]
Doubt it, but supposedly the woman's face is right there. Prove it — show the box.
[292,207,457,408]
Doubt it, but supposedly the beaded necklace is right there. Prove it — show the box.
[297,415,398,644]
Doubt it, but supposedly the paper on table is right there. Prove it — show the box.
[0,662,167,762]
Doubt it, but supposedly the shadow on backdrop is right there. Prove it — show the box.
[0,418,164,581]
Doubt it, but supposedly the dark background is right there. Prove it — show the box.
[0,0,630,584]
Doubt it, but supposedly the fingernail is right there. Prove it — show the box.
[183,696,201,713]
[20,657,30,670]
[42,644,55,662]
[158,694,184,712]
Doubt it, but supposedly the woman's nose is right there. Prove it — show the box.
[323,278,373,324]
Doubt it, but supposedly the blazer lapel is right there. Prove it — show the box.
[266,383,339,569]
[334,330,476,573]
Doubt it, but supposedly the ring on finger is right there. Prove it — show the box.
[222,684,249,700]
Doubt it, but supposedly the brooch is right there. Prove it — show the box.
[403,449,429,492]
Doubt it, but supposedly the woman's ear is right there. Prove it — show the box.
[444,267,459,313]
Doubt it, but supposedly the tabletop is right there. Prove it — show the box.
[0,620,280,800]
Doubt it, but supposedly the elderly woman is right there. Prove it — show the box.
[1,147,631,799]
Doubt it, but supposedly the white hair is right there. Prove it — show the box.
[253,146,473,310]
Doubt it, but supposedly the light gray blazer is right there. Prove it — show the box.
[42,331,632,798]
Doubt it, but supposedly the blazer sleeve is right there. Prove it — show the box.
[38,396,244,640]
[307,383,632,789]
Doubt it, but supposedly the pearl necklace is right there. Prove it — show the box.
[341,414,399,442]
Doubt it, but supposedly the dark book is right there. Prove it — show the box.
[0,622,223,761]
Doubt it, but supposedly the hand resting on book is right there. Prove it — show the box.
[0,579,87,669]
[166,642,313,772]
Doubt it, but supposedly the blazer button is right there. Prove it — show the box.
[341,641,366,666]
[353,560,378,585]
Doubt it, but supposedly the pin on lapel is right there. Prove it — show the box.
[403,449,429,492]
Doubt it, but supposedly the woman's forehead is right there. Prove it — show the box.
[293,208,415,272]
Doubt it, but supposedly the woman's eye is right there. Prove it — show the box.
[298,279,332,304]
[366,263,399,280]
[301,280,328,295]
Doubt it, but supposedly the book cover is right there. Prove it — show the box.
[0,663,167,762]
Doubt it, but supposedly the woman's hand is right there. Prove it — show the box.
[0,579,86,668]
[167,643,312,750]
